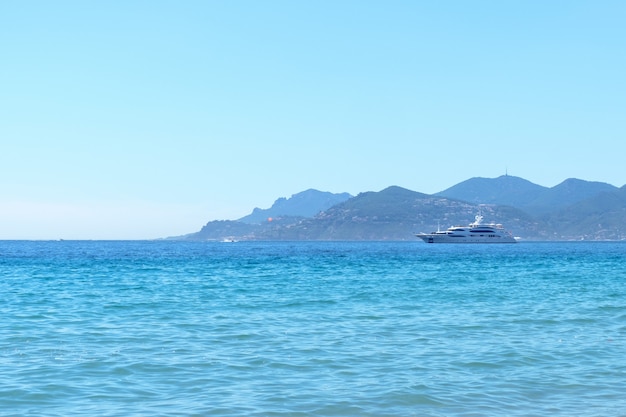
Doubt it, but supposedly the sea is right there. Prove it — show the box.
[1,240,625,417]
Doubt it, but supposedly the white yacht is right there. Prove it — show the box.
[416,214,517,244]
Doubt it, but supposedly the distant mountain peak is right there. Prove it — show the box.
[376,185,430,199]
[435,175,546,207]
[238,189,352,224]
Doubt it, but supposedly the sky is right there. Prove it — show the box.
[2,1,625,239]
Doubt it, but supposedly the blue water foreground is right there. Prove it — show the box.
[1,240,625,416]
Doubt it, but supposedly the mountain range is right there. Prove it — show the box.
[177,176,626,241]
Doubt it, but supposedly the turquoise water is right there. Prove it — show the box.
[1,240,625,416]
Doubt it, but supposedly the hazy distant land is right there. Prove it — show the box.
[173,176,626,241]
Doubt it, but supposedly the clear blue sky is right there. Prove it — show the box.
[2,1,625,239]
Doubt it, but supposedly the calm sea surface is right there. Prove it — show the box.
[1,240,625,416]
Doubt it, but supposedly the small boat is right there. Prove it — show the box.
[416,214,517,244]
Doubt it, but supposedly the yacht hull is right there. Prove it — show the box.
[416,234,517,244]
